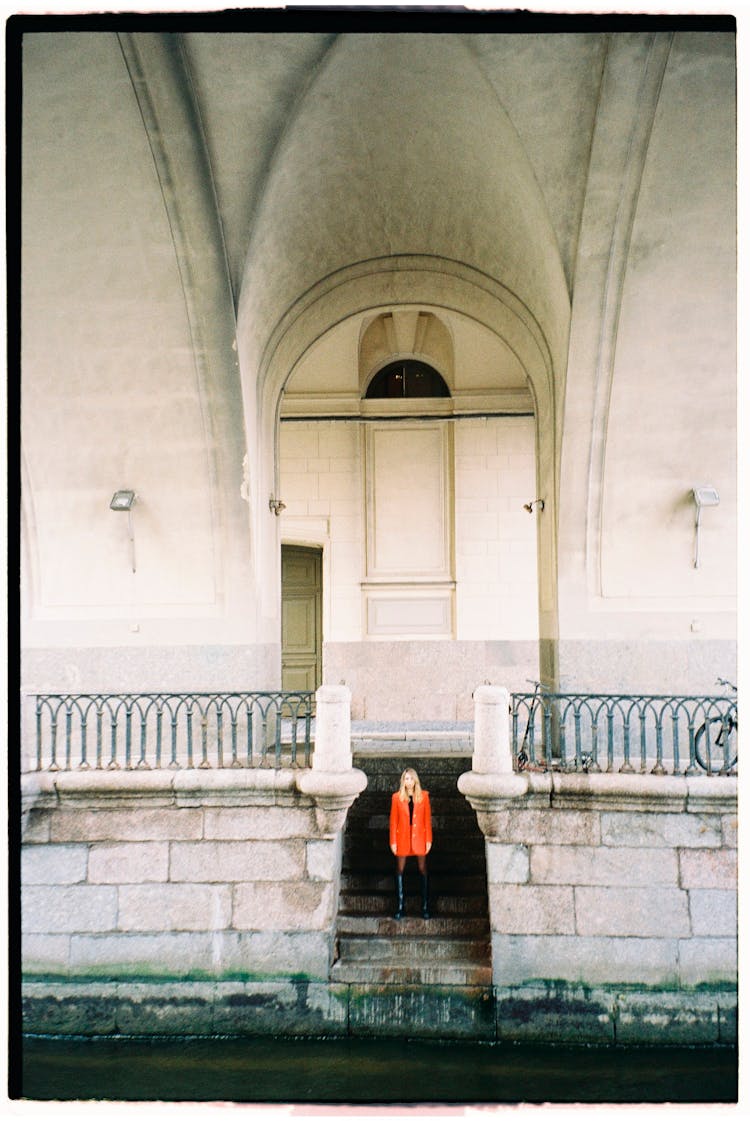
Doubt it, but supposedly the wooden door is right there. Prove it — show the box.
[281,545,322,693]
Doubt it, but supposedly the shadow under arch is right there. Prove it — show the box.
[251,254,565,688]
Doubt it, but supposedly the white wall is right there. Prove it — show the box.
[279,415,539,719]
[280,421,363,644]
[455,417,539,642]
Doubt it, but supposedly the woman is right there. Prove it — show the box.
[389,767,432,920]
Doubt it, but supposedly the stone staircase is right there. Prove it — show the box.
[331,753,492,986]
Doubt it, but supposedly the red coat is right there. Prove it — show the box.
[390,791,432,856]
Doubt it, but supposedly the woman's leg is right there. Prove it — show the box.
[417,855,430,918]
[393,856,406,918]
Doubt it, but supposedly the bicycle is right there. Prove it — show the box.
[516,680,551,772]
[694,678,737,773]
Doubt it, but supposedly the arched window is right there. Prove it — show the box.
[364,360,450,399]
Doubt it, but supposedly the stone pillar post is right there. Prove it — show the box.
[472,685,513,774]
[312,685,353,772]
[296,685,366,836]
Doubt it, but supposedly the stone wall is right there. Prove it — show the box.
[485,773,736,984]
[459,768,737,1043]
[21,770,352,985]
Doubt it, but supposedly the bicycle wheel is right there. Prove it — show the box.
[695,718,737,773]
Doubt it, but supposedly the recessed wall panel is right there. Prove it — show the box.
[366,424,451,578]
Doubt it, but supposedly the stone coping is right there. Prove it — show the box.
[458,769,737,813]
[23,767,736,814]
[21,766,368,811]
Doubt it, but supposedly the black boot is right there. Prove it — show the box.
[420,873,430,920]
[393,873,405,920]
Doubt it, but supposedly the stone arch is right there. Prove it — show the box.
[248,256,561,685]
[235,31,571,677]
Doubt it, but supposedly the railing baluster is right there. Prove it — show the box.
[652,707,665,775]
[36,700,43,771]
[230,707,239,768]
[247,697,255,766]
[125,701,133,769]
[155,705,163,768]
[304,706,312,766]
[96,703,103,769]
[108,703,119,769]
[216,705,224,769]
[65,705,73,770]
[542,702,552,768]
[186,703,194,768]
[685,718,700,775]
[199,704,210,769]
[80,709,90,770]
[574,707,582,770]
[671,710,680,775]
[137,703,149,769]
[49,709,59,771]
[559,710,568,769]
[274,697,282,767]
[167,708,178,768]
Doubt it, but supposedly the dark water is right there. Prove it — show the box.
[20,1035,737,1104]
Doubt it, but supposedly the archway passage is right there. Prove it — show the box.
[281,545,322,692]
[332,752,491,987]
[276,302,542,721]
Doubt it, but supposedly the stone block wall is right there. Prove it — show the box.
[21,770,351,985]
[459,768,737,1041]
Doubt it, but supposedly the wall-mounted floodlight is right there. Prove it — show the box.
[691,485,719,569]
[523,498,545,514]
[110,490,137,572]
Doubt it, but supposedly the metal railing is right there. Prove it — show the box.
[32,692,315,772]
[511,692,738,776]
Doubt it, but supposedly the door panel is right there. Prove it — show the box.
[281,545,322,693]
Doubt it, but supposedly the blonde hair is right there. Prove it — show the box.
[398,768,423,803]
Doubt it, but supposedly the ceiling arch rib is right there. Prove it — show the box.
[237,32,570,401]
[118,32,251,572]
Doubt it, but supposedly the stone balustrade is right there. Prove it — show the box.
[20,683,737,1042]
[21,686,368,1034]
[458,685,737,1043]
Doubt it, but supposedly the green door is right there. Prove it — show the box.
[281,545,322,693]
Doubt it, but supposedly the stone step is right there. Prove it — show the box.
[338,891,488,917]
[338,935,490,963]
[336,913,490,938]
[330,960,493,986]
[340,871,488,895]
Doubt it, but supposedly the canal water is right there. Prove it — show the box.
[20,1035,737,1105]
